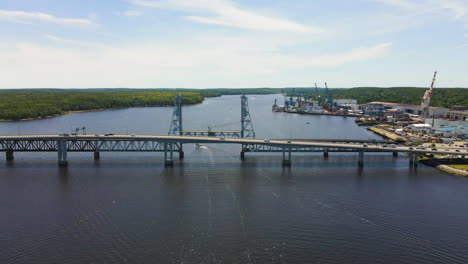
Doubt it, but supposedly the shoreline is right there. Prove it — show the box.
[420,158,468,177]
[0,104,198,122]
[276,110,360,117]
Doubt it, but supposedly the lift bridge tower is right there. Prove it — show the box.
[241,95,255,138]
[168,94,184,159]
[169,94,255,139]
[169,94,183,136]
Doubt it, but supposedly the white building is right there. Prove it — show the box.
[409,123,432,132]
[429,118,468,128]
[334,99,359,111]
[366,102,449,117]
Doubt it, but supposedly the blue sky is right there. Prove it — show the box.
[0,0,467,88]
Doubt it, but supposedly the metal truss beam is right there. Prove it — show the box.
[0,139,182,152]
[181,131,241,138]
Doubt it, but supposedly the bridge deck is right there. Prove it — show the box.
[0,134,466,156]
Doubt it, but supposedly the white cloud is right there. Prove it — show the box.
[0,10,93,25]
[299,43,392,67]
[374,0,467,19]
[118,10,144,16]
[465,33,468,37]
[0,39,391,88]
[44,34,99,47]
[130,0,322,33]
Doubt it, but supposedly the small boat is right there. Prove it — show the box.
[306,122,310,124]
[195,143,208,149]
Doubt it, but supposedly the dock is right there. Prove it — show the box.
[367,127,407,142]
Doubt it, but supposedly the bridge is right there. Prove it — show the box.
[1,134,466,167]
[1,95,466,168]
[169,94,255,138]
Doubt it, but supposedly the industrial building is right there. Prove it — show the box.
[334,99,359,111]
[447,110,468,121]
[365,102,449,117]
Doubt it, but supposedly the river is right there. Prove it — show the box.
[1,94,467,263]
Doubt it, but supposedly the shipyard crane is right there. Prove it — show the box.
[289,88,295,106]
[315,82,322,106]
[325,82,333,110]
[421,71,437,118]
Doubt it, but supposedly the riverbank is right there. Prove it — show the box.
[420,158,468,177]
[0,105,181,122]
[278,110,360,117]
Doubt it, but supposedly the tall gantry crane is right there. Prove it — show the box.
[421,71,437,118]
[315,82,322,106]
[325,82,333,109]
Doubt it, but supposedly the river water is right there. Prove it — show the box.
[1,94,467,264]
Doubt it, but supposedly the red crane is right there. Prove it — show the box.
[421,71,437,109]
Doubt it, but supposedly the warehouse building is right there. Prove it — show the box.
[365,102,449,117]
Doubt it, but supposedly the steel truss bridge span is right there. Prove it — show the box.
[0,134,465,167]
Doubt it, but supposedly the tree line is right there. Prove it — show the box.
[329,87,468,107]
[0,87,466,121]
[0,90,203,121]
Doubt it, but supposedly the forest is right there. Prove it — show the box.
[0,90,204,121]
[280,87,468,107]
[330,87,468,107]
[0,87,466,121]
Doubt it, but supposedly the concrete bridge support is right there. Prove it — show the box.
[358,151,364,167]
[164,143,174,168]
[57,140,68,167]
[178,143,184,159]
[409,153,418,167]
[393,152,398,157]
[94,151,100,160]
[323,150,329,158]
[6,150,14,161]
[413,153,419,167]
[282,147,291,167]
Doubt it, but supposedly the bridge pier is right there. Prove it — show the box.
[94,151,100,160]
[57,140,68,168]
[178,143,184,159]
[409,153,418,167]
[6,150,14,161]
[240,151,245,159]
[323,150,329,158]
[393,152,398,157]
[358,151,364,167]
[282,147,291,167]
[164,143,174,168]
